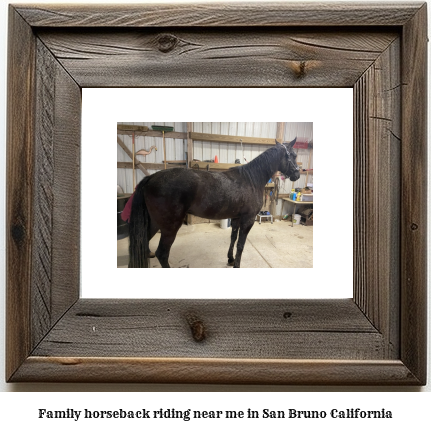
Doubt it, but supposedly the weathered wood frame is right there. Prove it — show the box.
[6,3,427,384]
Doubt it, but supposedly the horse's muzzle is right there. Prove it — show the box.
[289,171,301,182]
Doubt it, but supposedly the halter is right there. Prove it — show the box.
[281,143,300,172]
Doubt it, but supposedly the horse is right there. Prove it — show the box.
[128,138,300,268]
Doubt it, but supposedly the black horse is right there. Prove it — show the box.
[128,138,300,268]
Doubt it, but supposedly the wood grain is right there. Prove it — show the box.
[353,38,401,359]
[189,161,238,170]
[117,125,149,133]
[117,161,185,171]
[36,29,398,87]
[191,132,275,146]
[32,299,382,359]
[400,3,428,385]
[187,122,194,169]
[11,357,419,385]
[50,50,81,325]
[15,2,423,27]
[32,40,56,348]
[6,8,36,381]
[117,128,187,140]
[31,40,82,348]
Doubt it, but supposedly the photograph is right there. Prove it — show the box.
[117,122,314,269]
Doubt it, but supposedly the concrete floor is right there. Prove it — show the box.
[117,220,313,268]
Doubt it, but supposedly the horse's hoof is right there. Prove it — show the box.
[227,260,235,266]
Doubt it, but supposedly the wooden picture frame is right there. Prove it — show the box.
[6,2,427,384]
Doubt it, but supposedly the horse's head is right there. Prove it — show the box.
[276,138,300,181]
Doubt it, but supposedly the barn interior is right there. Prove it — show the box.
[117,122,313,268]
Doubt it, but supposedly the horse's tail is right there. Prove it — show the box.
[128,177,151,268]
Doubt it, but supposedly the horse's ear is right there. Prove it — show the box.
[284,137,296,150]
[275,139,281,146]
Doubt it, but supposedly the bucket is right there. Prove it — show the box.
[293,214,301,225]
[220,219,228,229]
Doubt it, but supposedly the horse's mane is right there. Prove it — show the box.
[236,145,281,188]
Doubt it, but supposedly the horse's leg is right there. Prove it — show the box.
[149,221,159,240]
[155,220,183,268]
[155,234,174,267]
[227,218,240,266]
[146,219,160,258]
[233,216,255,268]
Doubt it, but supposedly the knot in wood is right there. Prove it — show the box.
[11,221,26,246]
[157,34,179,53]
[293,61,307,79]
[411,223,419,231]
[186,314,206,342]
